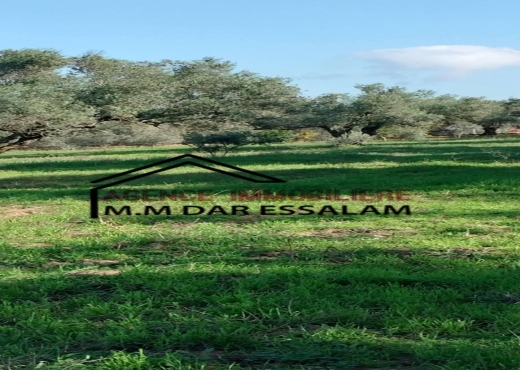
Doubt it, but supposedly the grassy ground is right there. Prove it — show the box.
[1,138,520,369]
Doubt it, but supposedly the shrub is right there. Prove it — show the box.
[182,131,251,156]
[334,128,373,146]
[445,122,484,138]
[377,126,427,140]
[31,122,184,150]
[182,130,293,156]
[249,130,293,145]
[294,129,322,142]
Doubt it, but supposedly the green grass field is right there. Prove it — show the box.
[1,138,520,370]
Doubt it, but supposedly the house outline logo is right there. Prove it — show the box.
[89,153,286,218]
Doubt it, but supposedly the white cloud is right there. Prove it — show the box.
[355,45,520,77]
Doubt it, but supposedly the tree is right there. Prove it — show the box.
[0,49,94,152]
[251,93,359,138]
[0,52,302,152]
[351,84,443,137]
[422,95,512,136]
[0,48,67,84]
[69,52,173,124]
[2,48,519,153]
[492,98,520,133]
[503,98,520,118]
[254,84,446,141]
[300,94,357,137]
[137,57,301,133]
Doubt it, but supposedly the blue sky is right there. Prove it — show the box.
[2,0,519,100]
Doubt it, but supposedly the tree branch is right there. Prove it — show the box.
[0,132,44,153]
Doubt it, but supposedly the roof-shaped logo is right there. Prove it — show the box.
[89,154,285,218]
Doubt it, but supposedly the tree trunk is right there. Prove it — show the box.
[0,132,44,153]
[480,126,497,136]
[361,126,379,136]
[318,126,350,138]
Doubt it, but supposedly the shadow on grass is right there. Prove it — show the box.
[1,139,520,174]
[0,143,328,168]
[0,162,518,203]
[0,145,190,159]
[1,245,519,368]
[2,139,520,368]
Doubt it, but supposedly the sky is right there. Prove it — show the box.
[2,0,519,100]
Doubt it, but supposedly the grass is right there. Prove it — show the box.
[1,137,520,369]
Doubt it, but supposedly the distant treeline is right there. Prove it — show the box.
[1,48,519,152]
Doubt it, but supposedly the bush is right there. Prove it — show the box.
[334,128,373,146]
[293,129,321,142]
[31,122,184,150]
[182,129,293,156]
[249,130,293,145]
[445,122,484,138]
[377,126,427,140]
[182,131,251,156]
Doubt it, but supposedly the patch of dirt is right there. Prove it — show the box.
[244,250,292,261]
[9,242,55,248]
[132,242,195,258]
[79,259,121,266]
[381,248,414,259]
[423,246,503,259]
[149,221,199,230]
[42,261,70,268]
[487,226,512,233]
[43,259,122,268]
[320,247,419,263]
[116,240,194,252]
[293,228,351,237]
[364,246,503,261]
[66,231,93,237]
[288,228,398,239]
[67,269,121,276]
[225,214,280,224]
[0,205,43,218]
[110,240,133,249]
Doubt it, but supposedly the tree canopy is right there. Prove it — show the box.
[0,48,518,152]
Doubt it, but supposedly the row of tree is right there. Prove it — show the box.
[1,48,519,152]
